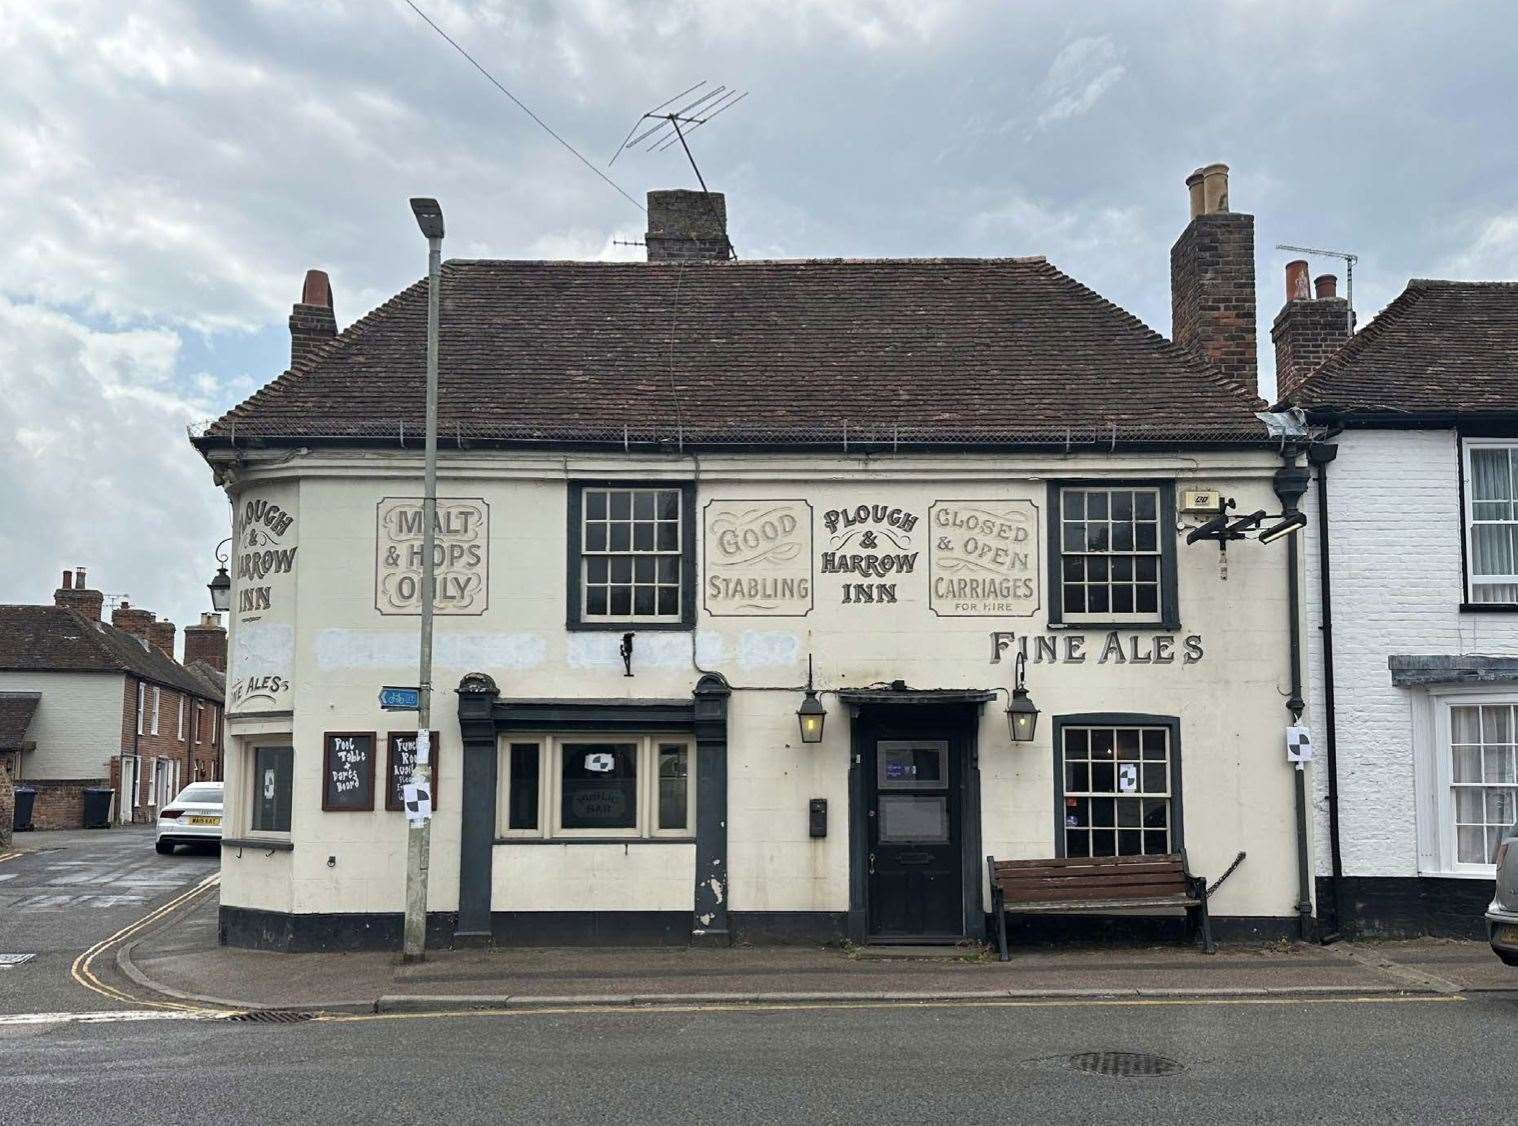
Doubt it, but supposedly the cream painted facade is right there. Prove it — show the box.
[0,671,124,781]
[214,445,1309,945]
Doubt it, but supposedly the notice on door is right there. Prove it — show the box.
[928,500,1040,617]
[375,497,489,616]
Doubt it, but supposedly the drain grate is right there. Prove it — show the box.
[226,1010,316,1024]
[1064,1051,1184,1078]
[0,954,36,967]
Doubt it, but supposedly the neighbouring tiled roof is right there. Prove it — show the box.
[1292,280,1518,416]
[0,692,40,751]
[198,258,1268,449]
[0,606,223,703]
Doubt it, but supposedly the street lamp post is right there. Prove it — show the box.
[403,197,444,962]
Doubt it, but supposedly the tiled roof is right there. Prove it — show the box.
[1292,280,1518,416]
[0,606,223,703]
[0,692,40,751]
[199,258,1268,448]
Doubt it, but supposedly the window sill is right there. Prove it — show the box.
[565,621,694,633]
[1416,867,1495,881]
[1460,603,1518,614]
[222,836,294,852]
[494,836,695,846]
[1047,620,1180,633]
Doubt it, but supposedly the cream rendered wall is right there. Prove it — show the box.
[0,671,124,781]
[218,448,1307,921]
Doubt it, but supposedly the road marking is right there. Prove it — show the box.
[322,992,1466,1024]
[0,1009,228,1027]
[0,851,21,865]
[70,871,222,1012]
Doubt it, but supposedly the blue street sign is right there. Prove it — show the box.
[379,686,421,711]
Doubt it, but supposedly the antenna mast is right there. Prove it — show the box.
[1276,243,1359,335]
[609,81,749,193]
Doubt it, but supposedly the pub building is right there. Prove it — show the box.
[195,164,1315,951]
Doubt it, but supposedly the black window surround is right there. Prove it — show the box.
[1045,480,1179,631]
[566,480,698,631]
[1051,713,1184,859]
[1457,433,1518,614]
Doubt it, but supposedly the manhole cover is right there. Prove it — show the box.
[0,954,36,967]
[226,1010,316,1024]
[1064,1051,1184,1078]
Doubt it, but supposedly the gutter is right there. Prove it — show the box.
[1308,441,1344,941]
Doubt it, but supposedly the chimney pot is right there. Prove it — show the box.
[75,568,86,588]
[61,570,72,590]
[1201,162,1230,214]
[54,568,103,621]
[1285,260,1311,301]
[1186,169,1205,219]
[301,269,333,310]
[1314,273,1338,299]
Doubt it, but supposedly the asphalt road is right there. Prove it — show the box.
[2,993,1514,1124]
[0,827,216,1014]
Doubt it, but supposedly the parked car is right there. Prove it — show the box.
[1487,822,1518,965]
[155,781,224,855]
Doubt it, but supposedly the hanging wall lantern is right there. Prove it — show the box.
[207,566,232,613]
[797,655,826,744]
[1005,650,1039,743]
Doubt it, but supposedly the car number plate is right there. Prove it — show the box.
[1495,924,1518,944]
[188,816,220,826]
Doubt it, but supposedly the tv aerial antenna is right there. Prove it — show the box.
[1276,243,1359,335]
[609,81,748,193]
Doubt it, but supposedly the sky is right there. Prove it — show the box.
[2,0,1517,640]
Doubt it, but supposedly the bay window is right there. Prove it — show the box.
[498,735,694,839]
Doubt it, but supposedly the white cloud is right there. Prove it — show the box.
[1034,35,1126,131]
[1441,214,1518,278]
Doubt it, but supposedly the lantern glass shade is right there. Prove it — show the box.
[208,566,232,613]
[797,690,827,744]
[1006,688,1039,743]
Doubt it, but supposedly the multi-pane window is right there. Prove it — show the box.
[1059,487,1162,620]
[150,687,161,735]
[580,487,684,622]
[499,735,693,839]
[1450,703,1516,865]
[1062,725,1174,858]
[1466,442,1518,604]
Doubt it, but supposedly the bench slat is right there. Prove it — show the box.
[992,862,1182,882]
[994,869,1189,889]
[1002,895,1194,913]
[993,853,1184,872]
[1000,881,1189,904]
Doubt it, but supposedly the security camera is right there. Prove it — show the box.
[1259,512,1308,544]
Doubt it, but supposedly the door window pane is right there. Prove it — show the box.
[508,743,540,830]
[560,742,637,830]
[657,744,689,831]
[878,794,949,841]
[252,745,293,833]
[878,744,947,790]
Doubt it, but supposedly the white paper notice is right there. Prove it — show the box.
[414,728,430,766]
[1118,763,1138,793]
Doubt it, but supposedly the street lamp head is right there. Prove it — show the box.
[207,565,231,613]
[410,197,445,240]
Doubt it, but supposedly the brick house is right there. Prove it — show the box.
[1277,276,1518,937]
[0,569,227,829]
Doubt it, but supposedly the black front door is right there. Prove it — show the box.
[866,737,964,939]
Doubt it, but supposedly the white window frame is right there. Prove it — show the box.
[177,696,186,742]
[496,734,695,841]
[120,754,140,817]
[577,486,686,625]
[1057,485,1166,626]
[150,687,160,735]
[136,682,145,736]
[1414,687,1518,877]
[194,703,204,744]
[1463,438,1518,604]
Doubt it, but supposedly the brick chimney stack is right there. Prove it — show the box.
[146,620,176,659]
[111,602,156,644]
[53,568,104,622]
[1170,163,1258,396]
[1272,262,1352,401]
[183,612,228,672]
[289,269,336,369]
[645,190,732,262]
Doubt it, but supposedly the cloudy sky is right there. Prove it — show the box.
[2,0,1516,638]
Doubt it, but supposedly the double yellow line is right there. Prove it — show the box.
[70,871,222,1012]
[0,850,23,865]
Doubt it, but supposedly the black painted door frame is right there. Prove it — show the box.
[847,703,983,944]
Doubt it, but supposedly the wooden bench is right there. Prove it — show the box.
[986,852,1215,961]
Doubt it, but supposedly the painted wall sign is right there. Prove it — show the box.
[928,500,1040,617]
[229,485,298,714]
[990,630,1205,665]
[375,497,489,616]
[820,503,920,605]
[703,500,813,617]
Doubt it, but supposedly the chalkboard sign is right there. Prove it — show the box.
[386,731,440,812]
[322,731,376,812]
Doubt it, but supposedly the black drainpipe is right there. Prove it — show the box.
[1274,451,1314,941]
[1308,441,1344,940]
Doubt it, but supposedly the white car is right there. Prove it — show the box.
[155,781,224,854]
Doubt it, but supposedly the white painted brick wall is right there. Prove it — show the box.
[0,671,126,781]
[1303,430,1518,877]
